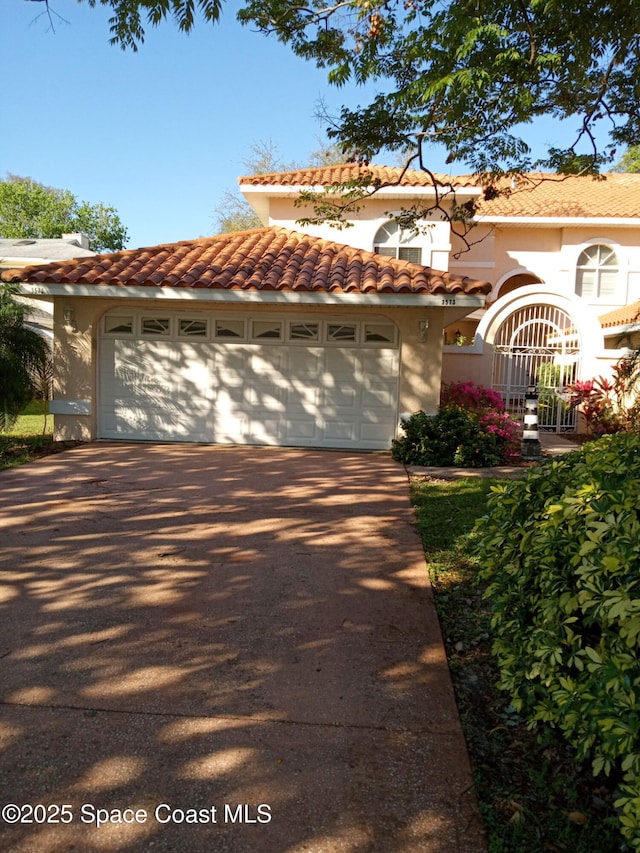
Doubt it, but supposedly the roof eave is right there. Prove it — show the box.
[240,183,482,199]
[19,282,486,309]
[601,322,640,337]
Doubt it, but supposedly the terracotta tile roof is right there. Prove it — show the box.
[476,173,640,219]
[1,227,491,296]
[239,163,475,189]
[240,165,640,219]
[599,301,640,330]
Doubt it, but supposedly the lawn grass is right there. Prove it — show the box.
[0,400,56,470]
[411,475,624,853]
[5,399,52,435]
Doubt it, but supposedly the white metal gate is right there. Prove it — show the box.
[492,304,580,432]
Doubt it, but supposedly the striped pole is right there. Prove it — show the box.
[521,385,542,460]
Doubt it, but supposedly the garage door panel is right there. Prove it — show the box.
[360,422,394,442]
[284,419,319,442]
[250,350,286,373]
[363,383,396,408]
[284,348,323,377]
[247,417,285,445]
[246,385,286,408]
[324,348,360,374]
[283,385,320,411]
[324,420,357,442]
[322,385,358,409]
[103,404,211,442]
[100,313,399,449]
[212,349,248,385]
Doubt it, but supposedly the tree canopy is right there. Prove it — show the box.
[80,0,640,190]
[0,175,128,252]
[614,146,640,174]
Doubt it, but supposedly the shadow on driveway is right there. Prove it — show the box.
[0,444,485,852]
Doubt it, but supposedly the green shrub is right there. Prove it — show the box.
[474,432,640,849]
[392,405,501,467]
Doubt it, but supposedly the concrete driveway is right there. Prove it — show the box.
[0,444,485,853]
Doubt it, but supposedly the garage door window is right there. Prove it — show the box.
[289,322,320,341]
[252,320,283,340]
[215,319,245,339]
[142,317,171,336]
[327,323,357,342]
[178,318,208,337]
[364,323,396,343]
[104,315,134,334]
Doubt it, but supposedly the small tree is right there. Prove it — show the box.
[0,284,49,431]
[213,138,347,234]
[614,146,640,173]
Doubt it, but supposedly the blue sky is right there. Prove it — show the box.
[2,3,578,250]
[3,2,407,249]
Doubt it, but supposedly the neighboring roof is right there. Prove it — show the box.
[2,227,491,296]
[0,236,95,264]
[599,301,640,331]
[240,164,640,221]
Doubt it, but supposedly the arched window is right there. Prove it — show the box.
[373,221,425,265]
[575,245,619,299]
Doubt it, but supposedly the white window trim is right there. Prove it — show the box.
[372,217,433,266]
[573,239,626,303]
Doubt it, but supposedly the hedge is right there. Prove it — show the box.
[474,432,640,848]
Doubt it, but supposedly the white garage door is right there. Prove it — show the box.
[99,310,399,449]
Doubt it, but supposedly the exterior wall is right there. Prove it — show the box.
[442,223,640,396]
[267,196,453,271]
[490,225,640,309]
[49,296,447,443]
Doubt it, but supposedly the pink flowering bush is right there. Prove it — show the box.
[441,381,505,413]
[441,382,521,463]
[394,382,521,467]
[478,410,522,462]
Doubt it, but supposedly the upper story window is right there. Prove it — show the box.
[373,221,424,265]
[575,245,619,300]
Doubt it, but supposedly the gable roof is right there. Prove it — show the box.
[240,165,640,221]
[1,227,491,297]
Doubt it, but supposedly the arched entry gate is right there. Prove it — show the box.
[491,304,580,432]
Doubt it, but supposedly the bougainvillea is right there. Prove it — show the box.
[440,381,506,413]
[393,382,521,466]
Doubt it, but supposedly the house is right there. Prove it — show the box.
[239,165,640,432]
[4,164,638,447]
[0,234,95,339]
[1,226,489,449]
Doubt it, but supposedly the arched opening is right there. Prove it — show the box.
[497,272,543,299]
[491,303,580,432]
[444,271,544,347]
